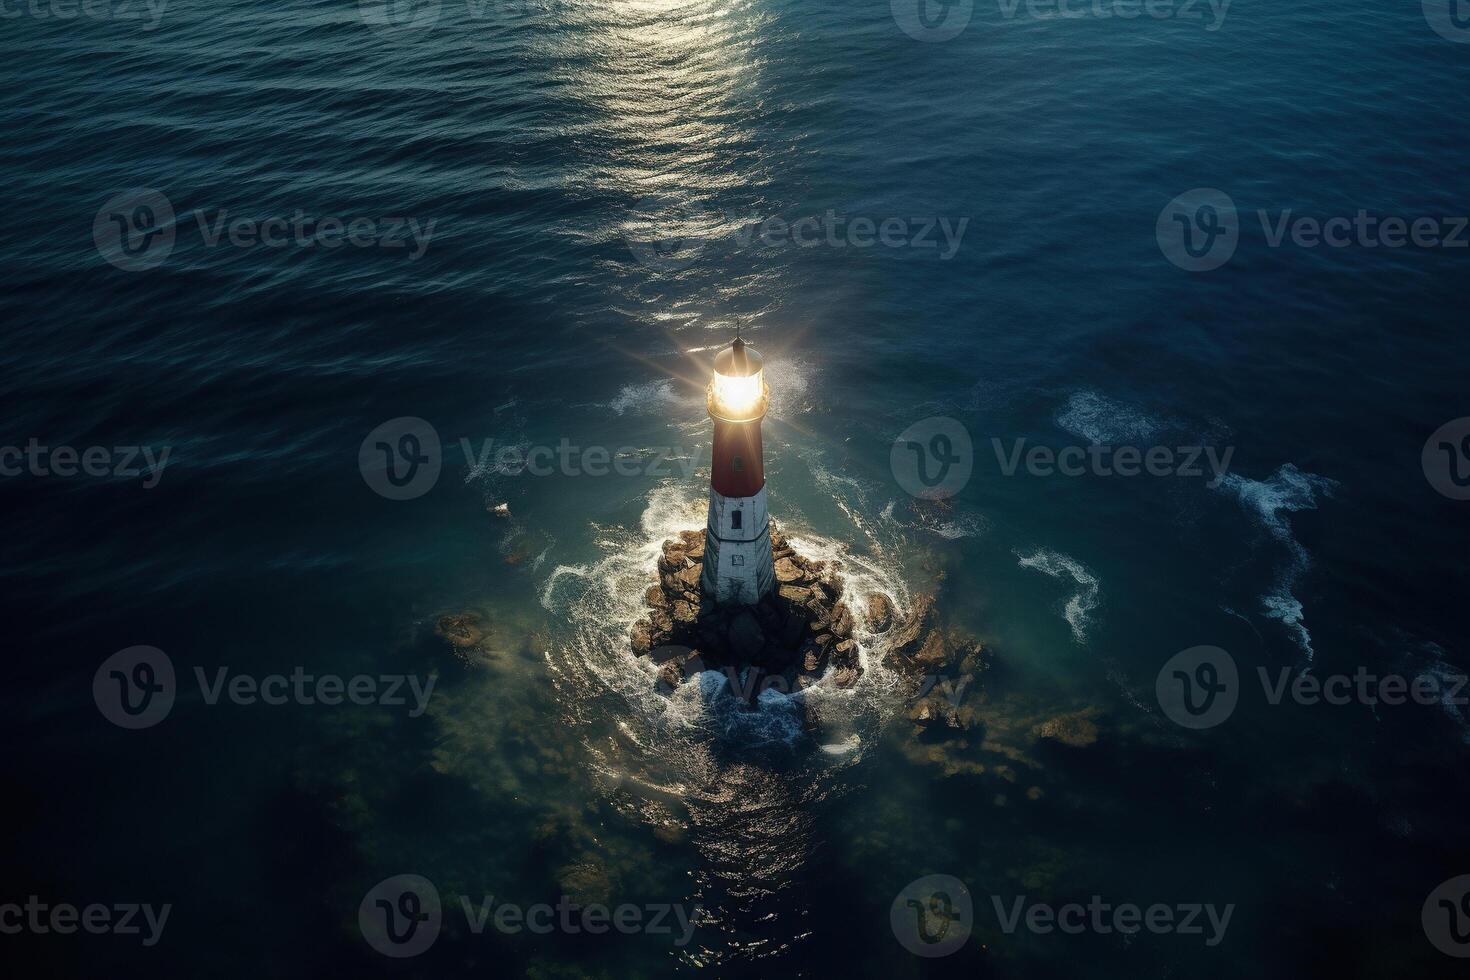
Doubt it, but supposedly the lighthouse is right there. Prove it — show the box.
[700,334,775,605]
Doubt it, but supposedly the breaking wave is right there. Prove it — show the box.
[1015,547,1100,643]
[602,379,691,416]
[1216,464,1337,660]
[1055,390,1164,445]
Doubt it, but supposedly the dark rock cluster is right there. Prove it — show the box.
[631,525,863,698]
[880,591,989,733]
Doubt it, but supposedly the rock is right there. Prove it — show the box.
[830,603,853,639]
[658,547,685,576]
[913,630,950,671]
[889,593,937,657]
[645,585,666,608]
[1033,711,1099,748]
[676,565,702,591]
[907,688,974,731]
[778,584,812,605]
[631,620,653,656]
[728,611,765,661]
[556,861,613,906]
[821,567,844,600]
[672,601,696,626]
[834,666,861,688]
[866,593,894,632]
[435,613,484,651]
[805,597,832,629]
[774,557,803,584]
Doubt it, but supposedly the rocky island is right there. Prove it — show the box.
[631,524,863,698]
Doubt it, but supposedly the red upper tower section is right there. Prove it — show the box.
[711,419,764,497]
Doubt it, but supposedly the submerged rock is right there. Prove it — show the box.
[435,612,485,652]
[555,860,613,906]
[1033,710,1100,748]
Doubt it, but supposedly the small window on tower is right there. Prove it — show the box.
[731,510,743,530]
[732,554,745,566]
[732,455,743,472]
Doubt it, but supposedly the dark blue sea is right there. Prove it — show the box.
[4,0,1470,976]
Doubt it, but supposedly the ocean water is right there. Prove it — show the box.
[3,0,1470,976]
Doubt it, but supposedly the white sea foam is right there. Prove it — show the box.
[1216,464,1337,660]
[1015,548,1100,644]
[1055,390,1163,445]
[603,379,690,416]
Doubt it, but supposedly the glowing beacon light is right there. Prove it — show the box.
[700,334,775,605]
[707,336,769,422]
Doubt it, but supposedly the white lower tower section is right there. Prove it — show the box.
[700,485,774,605]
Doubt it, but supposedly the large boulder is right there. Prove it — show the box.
[631,620,653,656]
[888,593,936,658]
[866,593,895,632]
[778,584,813,605]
